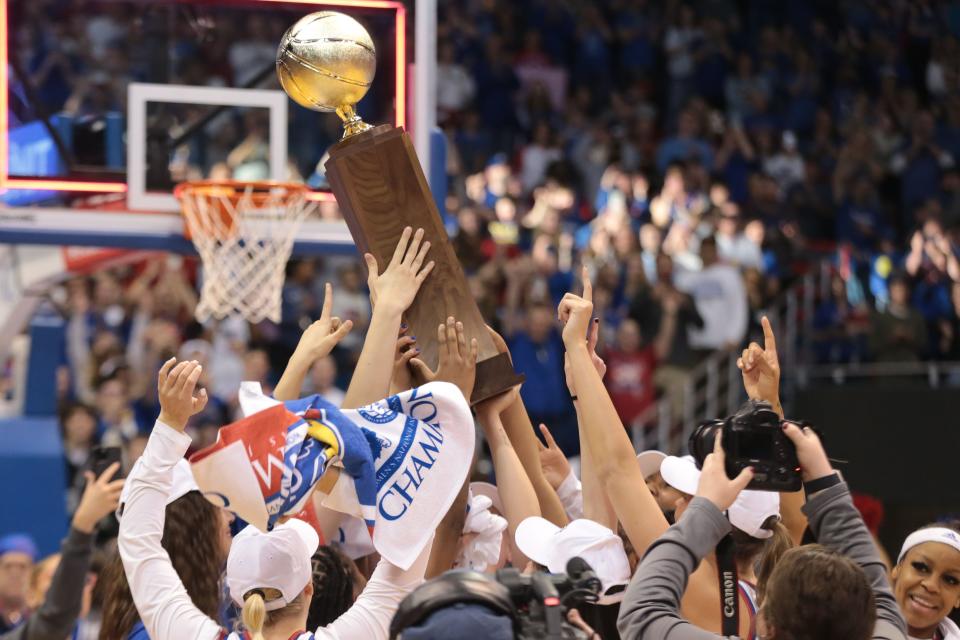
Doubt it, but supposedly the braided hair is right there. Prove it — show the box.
[306,545,359,630]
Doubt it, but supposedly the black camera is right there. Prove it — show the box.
[689,399,803,492]
[390,557,602,639]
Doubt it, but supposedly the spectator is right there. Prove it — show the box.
[519,123,562,195]
[95,376,139,447]
[656,111,714,175]
[436,41,476,123]
[893,111,956,219]
[506,303,576,455]
[60,402,99,514]
[870,275,929,362]
[1,466,122,640]
[715,204,762,270]
[330,264,372,357]
[675,237,748,353]
[603,305,676,429]
[724,53,770,121]
[629,254,703,422]
[305,356,346,406]
[763,130,806,194]
[0,536,37,633]
[663,5,702,117]
[813,274,871,364]
[837,176,889,256]
[228,16,276,86]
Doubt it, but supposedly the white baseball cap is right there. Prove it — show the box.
[226,519,320,611]
[118,459,199,518]
[660,455,780,539]
[515,517,631,604]
[637,451,667,478]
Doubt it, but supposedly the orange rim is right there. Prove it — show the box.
[175,180,311,241]
[174,179,310,202]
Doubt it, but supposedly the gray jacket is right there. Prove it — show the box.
[616,482,906,639]
[0,528,93,640]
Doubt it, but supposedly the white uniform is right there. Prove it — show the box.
[118,420,431,640]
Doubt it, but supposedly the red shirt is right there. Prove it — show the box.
[604,346,657,426]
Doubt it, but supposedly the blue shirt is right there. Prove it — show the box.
[507,330,569,416]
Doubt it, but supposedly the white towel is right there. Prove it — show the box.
[236,380,475,571]
[454,493,508,571]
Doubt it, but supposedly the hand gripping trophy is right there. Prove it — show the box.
[276,12,523,404]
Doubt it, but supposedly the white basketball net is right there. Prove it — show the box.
[179,183,312,324]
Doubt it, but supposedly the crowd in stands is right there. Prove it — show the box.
[4,2,960,636]
[3,230,959,640]
[8,1,958,462]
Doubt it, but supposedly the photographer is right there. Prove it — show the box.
[388,565,603,639]
[1,464,123,640]
[617,425,907,640]
[558,270,756,635]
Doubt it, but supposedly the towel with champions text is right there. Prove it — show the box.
[190,381,475,570]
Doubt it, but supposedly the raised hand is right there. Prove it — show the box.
[157,358,208,431]
[781,422,834,483]
[388,325,419,395]
[564,319,606,395]
[72,462,124,534]
[558,267,595,348]
[364,227,435,316]
[410,316,479,400]
[696,431,754,512]
[737,316,781,412]
[536,423,571,490]
[293,282,354,363]
[475,385,520,423]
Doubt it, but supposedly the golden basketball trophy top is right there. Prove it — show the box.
[276,11,377,138]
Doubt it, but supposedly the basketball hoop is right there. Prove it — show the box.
[175,180,313,324]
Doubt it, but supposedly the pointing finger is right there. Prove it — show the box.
[319,282,333,321]
[761,316,777,355]
[581,266,593,303]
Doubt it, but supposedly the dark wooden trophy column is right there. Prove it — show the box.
[325,125,524,404]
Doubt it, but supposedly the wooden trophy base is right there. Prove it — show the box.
[325,125,524,404]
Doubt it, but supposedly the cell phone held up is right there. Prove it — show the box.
[689,400,813,492]
[89,446,124,479]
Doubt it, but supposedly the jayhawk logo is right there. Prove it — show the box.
[357,399,398,424]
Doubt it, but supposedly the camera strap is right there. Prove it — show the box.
[716,533,739,637]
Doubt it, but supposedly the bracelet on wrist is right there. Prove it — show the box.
[803,472,841,498]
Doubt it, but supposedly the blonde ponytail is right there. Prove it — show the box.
[757,519,794,603]
[241,591,267,640]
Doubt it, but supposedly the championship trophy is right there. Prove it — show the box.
[276,12,523,404]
